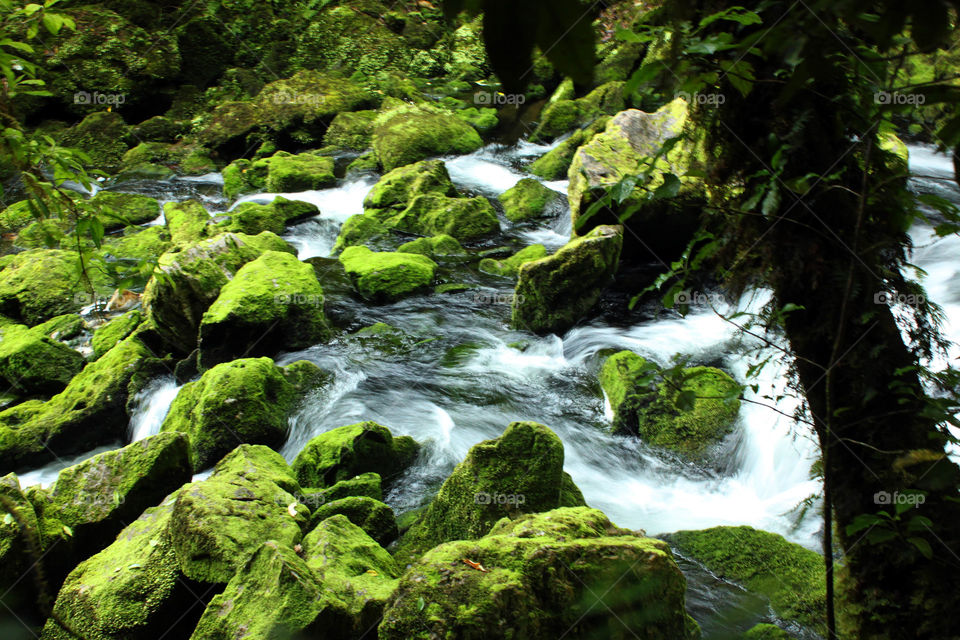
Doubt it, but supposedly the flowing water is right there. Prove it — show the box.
[15,141,960,639]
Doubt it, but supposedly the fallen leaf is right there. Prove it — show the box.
[462,558,489,572]
[288,503,298,517]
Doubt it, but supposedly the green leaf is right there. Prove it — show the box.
[652,173,682,200]
[417,596,426,611]
[41,12,63,34]
[908,536,933,559]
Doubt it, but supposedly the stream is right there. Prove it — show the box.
[16,141,960,639]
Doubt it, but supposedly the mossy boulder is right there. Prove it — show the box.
[532,81,626,142]
[397,234,464,257]
[397,421,586,562]
[0,323,85,394]
[168,445,311,583]
[744,623,792,639]
[316,472,384,503]
[0,249,111,325]
[511,225,623,334]
[91,310,142,359]
[371,104,483,171]
[363,159,457,213]
[381,507,697,640]
[664,526,825,632]
[376,193,499,241]
[218,196,319,235]
[479,244,548,277]
[57,112,131,173]
[323,110,378,151]
[333,213,392,253]
[160,358,325,470]
[0,473,42,609]
[88,192,161,231]
[198,251,332,369]
[99,227,171,275]
[309,496,399,547]
[498,178,561,222]
[41,432,192,563]
[568,100,704,260]
[141,232,295,354]
[600,351,741,457]
[339,246,437,301]
[528,116,611,180]
[0,337,161,470]
[0,200,38,234]
[164,199,211,247]
[291,421,419,492]
[222,152,336,200]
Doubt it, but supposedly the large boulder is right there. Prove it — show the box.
[363,159,457,214]
[291,421,419,492]
[198,251,332,369]
[215,196,319,236]
[160,358,329,470]
[378,194,499,241]
[323,110,378,151]
[396,421,585,563]
[140,232,295,354]
[599,351,741,457]
[381,507,698,640]
[531,81,626,142]
[568,99,704,261]
[91,310,142,359]
[87,192,161,231]
[339,246,437,301]
[0,337,161,471]
[479,244,548,278]
[511,225,623,334]
[222,152,336,200]
[0,323,85,394]
[371,104,483,171]
[0,473,43,616]
[164,200,211,247]
[497,178,562,222]
[309,496,399,547]
[528,116,611,180]
[664,526,825,633]
[0,250,111,325]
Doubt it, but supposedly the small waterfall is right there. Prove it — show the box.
[128,376,181,442]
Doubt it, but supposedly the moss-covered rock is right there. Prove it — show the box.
[339,246,437,300]
[397,233,465,256]
[309,496,399,547]
[163,199,211,247]
[376,193,499,241]
[511,225,623,334]
[222,152,336,200]
[0,473,42,608]
[498,178,560,222]
[528,116,611,180]
[315,472,384,503]
[332,213,392,253]
[381,507,697,640]
[664,526,825,632]
[117,142,216,178]
[99,227,171,275]
[91,310,142,359]
[198,251,331,368]
[599,351,741,456]
[169,445,309,583]
[57,111,131,173]
[0,323,85,394]
[371,104,483,171]
[0,249,111,325]
[41,492,195,640]
[291,421,419,491]
[568,100,704,260]
[323,109,378,151]
[744,623,792,639]
[160,358,322,470]
[141,232,295,354]
[479,244,548,277]
[0,337,161,470]
[218,196,318,236]
[0,200,39,234]
[396,421,586,563]
[43,432,192,563]
[531,81,626,142]
[88,192,161,231]
[363,159,457,213]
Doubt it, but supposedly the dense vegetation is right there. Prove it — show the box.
[0,0,958,638]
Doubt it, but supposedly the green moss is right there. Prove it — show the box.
[163,199,210,247]
[0,249,111,325]
[382,507,696,640]
[333,214,392,253]
[363,159,457,212]
[0,323,85,394]
[455,106,498,132]
[346,151,380,173]
[397,234,465,256]
[47,432,192,559]
[396,421,586,563]
[339,246,437,300]
[141,231,295,354]
[600,351,741,456]
[32,314,84,342]
[383,194,499,241]
[371,104,483,171]
[0,200,38,234]
[266,153,337,193]
[312,472,384,503]
[168,445,309,584]
[665,526,826,632]
[498,178,558,222]
[0,336,160,486]
[14,219,69,249]
[57,112,131,173]
[511,225,623,334]
[117,141,216,178]
[291,421,419,491]
[198,251,332,368]
[160,357,311,470]
[309,496,398,547]
[744,623,792,639]
[479,244,548,277]
[528,116,610,180]
[91,310,142,359]
[532,81,626,142]
[0,473,41,595]
[218,196,318,236]
[323,110,378,151]
[100,227,171,268]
